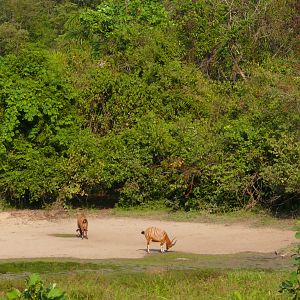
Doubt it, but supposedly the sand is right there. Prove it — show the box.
[0,211,296,259]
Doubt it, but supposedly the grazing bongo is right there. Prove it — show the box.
[76,214,88,239]
[141,226,177,253]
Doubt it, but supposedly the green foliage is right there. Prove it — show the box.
[172,0,297,80]
[0,0,299,210]
[0,0,78,46]
[279,223,300,299]
[2,273,67,300]
[0,23,28,56]
[79,0,170,36]
[0,45,104,205]
[0,46,76,146]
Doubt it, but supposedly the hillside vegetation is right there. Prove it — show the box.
[0,0,299,211]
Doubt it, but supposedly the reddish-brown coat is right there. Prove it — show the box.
[141,226,176,253]
[77,214,88,239]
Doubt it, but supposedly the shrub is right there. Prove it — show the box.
[279,222,300,299]
[2,273,67,300]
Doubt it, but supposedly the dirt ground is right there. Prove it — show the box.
[0,211,297,259]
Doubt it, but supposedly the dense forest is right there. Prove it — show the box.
[0,0,299,211]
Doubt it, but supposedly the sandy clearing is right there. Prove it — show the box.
[0,212,296,259]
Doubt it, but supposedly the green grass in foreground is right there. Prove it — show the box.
[0,253,293,300]
[0,252,294,274]
[0,269,289,300]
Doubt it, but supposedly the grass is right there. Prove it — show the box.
[2,205,298,231]
[111,206,298,230]
[48,269,289,300]
[0,252,294,274]
[0,253,294,299]
[0,266,289,300]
